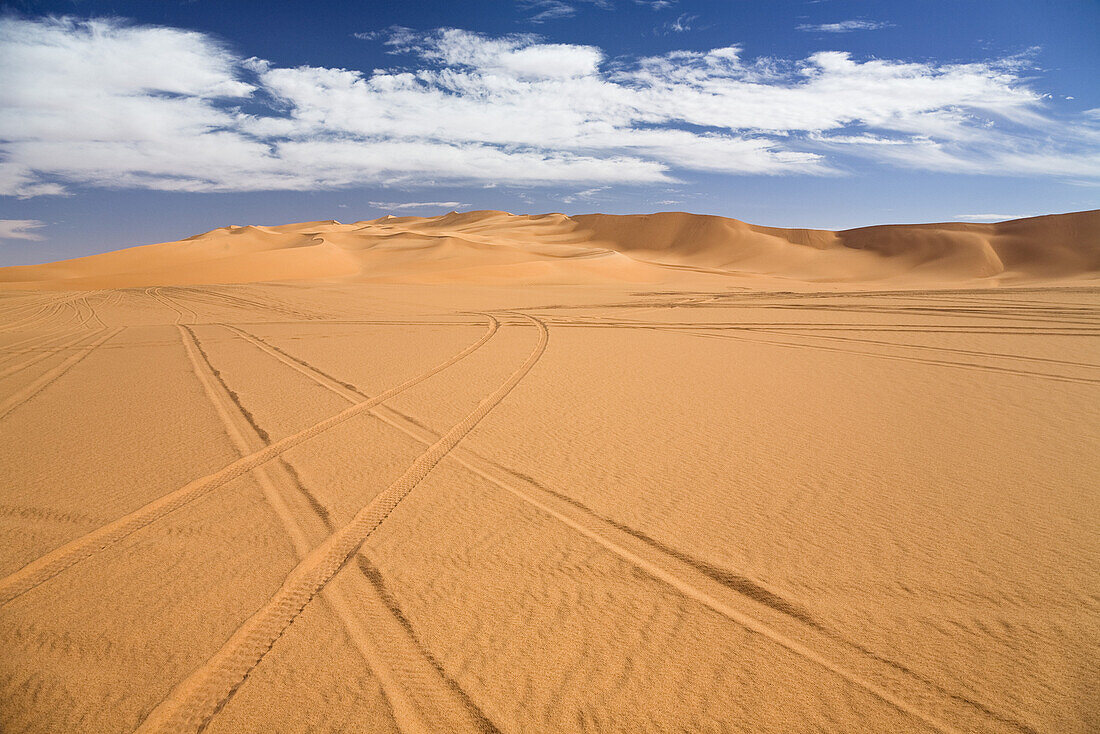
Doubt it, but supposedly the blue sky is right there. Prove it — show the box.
[1,0,1098,265]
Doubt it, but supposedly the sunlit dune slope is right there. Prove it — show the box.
[1,209,1096,289]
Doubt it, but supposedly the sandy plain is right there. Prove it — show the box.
[0,211,1097,733]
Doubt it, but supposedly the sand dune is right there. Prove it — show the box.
[2,209,1097,290]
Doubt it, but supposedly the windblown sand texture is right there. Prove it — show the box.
[0,210,1097,733]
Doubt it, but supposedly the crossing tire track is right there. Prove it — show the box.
[179,322,499,734]
[134,316,547,734]
[0,317,498,608]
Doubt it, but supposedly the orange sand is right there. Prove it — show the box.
[0,210,1097,732]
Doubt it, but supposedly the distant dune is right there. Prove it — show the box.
[1,209,1097,290]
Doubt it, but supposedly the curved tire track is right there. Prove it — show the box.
[147,288,196,325]
[0,296,64,331]
[0,296,87,357]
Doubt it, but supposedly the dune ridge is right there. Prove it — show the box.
[0,209,1097,290]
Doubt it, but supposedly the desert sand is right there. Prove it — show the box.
[0,210,1097,733]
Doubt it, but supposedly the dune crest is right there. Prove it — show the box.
[1,209,1096,289]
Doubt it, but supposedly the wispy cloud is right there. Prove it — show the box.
[368,201,467,210]
[560,186,610,203]
[798,20,893,33]
[0,219,46,241]
[518,0,611,23]
[664,13,697,32]
[1,18,1097,199]
[636,0,677,9]
[953,213,1035,222]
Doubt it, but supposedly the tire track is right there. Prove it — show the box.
[0,295,101,366]
[177,323,498,734]
[0,294,45,317]
[148,288,196,325]
[546,316,1100,370]
[0,317,498,608]
[671,326,1099,385]
[134,315,547,734]
[153,289,242,321]
[0,319,73,362]
[84,291,108,330]
[535,317,1098,384]
[0,308,107,380]
[749,326,1100,370]
[228,323,1032,733]
[236,284,330,320]
[0,504,108,527]
[0,298,84,356]
[0,296,62,330]
[721,301,1100,327]
[227,320,485,327]
[176,286,318,322]
[164,289,198,325]
[0,327,123,421]
[539,315,1100,336]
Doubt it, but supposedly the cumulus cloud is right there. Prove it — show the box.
[1,17,1097,199]
[0,219,46,241]
[386,27,602,78]
[798,20,894,33]
[0,17,257,196]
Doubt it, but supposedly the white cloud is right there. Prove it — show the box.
[526,2,577,22]
[1,17,1097,199]
[0,17,256,196]
[664,13,697,32]
[798,20,894,33]
[560,186,610,203]
[368,201,467,210]
[0,219,46,241]
[0,163,67,198]
[953,213,1034,221]
[518,0,611,23]
[395,28,602,79]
